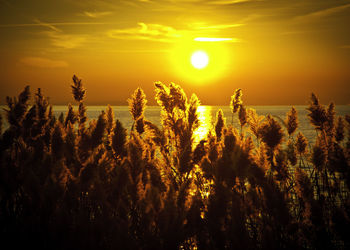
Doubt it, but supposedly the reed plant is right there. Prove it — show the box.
[0,76,349,249]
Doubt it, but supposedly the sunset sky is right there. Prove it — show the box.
[0,0,349,105]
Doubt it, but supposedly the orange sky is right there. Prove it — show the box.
[0,0,349,105]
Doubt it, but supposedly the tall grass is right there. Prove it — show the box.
[0,75,349,249]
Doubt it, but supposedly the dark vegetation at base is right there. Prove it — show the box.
[0,75,350,249]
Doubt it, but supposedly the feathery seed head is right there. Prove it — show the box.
[247,108,264,139]
[187,94,200,131]
[215,109,225,141]
[286,140,297,166]
[258,115,284,150]
[311,137,327,171]
[238,104,247,127]
[71,75,86,102]
[169,82,187,111]
[296,132,308,155]
[111,119,127,158]
[230,88,242,114]
[90,111,107,149]
[286,107,298,136]
[335,117,345,142]
[64,103,77,127]
[128,87,147,121]
[307,93,328,130]
[106,104,114,134]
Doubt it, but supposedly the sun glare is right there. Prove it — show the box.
[170,40,231,84]
[191,51,209,69]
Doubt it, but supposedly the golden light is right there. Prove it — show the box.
[169,38,231,84]
[191,51,209,69]
[193,105,213,143]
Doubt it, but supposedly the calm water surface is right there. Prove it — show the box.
[55,105,350,144]
[1,105,349,145]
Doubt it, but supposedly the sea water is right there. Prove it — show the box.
[53,105,350,145]
[1,105,349,145]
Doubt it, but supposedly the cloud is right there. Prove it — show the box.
[46,31,87,49]
[108,22,182,42]
[30,20,87,49]
[340,45,350,49]
[20,57,68,68]
[194,37,239,42]
[295,3,350,22]
[208,0,257,5]
[0,20,107,29]
[33,18,62,32]
[80,11,112,18]
[191,23,243,30]
[108,22,242,43]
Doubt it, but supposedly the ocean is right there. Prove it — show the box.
[54,105,349,145]
[1,105,349,145]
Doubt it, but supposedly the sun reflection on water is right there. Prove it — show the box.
[194,105,213,143]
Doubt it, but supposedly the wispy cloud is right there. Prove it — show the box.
[80,10,112,18]
[32,19,88,49]
[194,37,239,42]
[33,18,62,32]
[208,0,257,5]
[107,22,242,43]
[340,45,350,49]
[45,31,87,49]
[0,21,107,29]
[295,3,350,22]
[19,57,68,68]
[191,23,243,30]
[108,22,182,42]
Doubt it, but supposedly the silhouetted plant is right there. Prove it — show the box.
[286,106,298,137]
[307,93,328,131]
[1,77,349,250]
[335,117,345,142]
[296,132,308,155]
[71,74,86,102]
[230,88,242,124]
[214,109,225,141]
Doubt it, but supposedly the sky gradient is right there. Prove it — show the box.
[0,0,349,105]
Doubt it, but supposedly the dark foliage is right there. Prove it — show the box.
[0,77,349,250]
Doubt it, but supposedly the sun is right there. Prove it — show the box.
[191,51,209,69]
[170,40,231,84]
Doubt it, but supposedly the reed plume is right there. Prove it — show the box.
[307,93,328,131]
[187,94,200,132]
[71,74,86,102]
[128,87,147,121]
[258,115,283,150]
[214,109,225,141]
[285,106,298,136]
[90,111,107,149]
[106,104,114,135]
[111,119,127,159]
[238,104,247,129]
[5,85,30,128]
[335,117,344,142]
[65,103,77,127]
[247,108,264,145]
[296,132,308,155]
[326,102,336,135]
[230,88,242,114]
[286,139,297,166]
[311,138,327,171]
